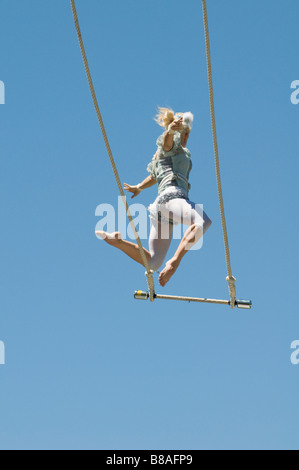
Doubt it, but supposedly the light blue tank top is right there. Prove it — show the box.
[147,132,192,195]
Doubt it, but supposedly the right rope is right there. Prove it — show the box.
[202,0,237,308]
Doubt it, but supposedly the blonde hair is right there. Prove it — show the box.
[154,107,183,129]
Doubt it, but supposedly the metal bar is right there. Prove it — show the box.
[236,300,252,310]
[134,291,252,309]
[134,291,229,305]
[154,294,230,305]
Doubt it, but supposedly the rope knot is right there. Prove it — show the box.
[145,270,155,302]
[226,275,237,309]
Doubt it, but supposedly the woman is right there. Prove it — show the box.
[96,107,212,287]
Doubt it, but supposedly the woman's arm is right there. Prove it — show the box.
[124,175,157,199]
[163,118,183,152]
[138,175,157,190]
[181,132,190,149]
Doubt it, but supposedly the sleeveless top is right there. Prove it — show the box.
[147,132,192,197]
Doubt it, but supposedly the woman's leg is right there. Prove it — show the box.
[158,199,212,286]
[95,218,173,271]
[148,219,173,272]
[95,231,151,267]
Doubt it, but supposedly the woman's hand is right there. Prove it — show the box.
[124,183,142,199]
[169,117,183,133]
[163,118,183,152]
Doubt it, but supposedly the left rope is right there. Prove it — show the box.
[70,0,155,301]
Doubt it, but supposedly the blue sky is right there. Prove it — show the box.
[0,0,298,450]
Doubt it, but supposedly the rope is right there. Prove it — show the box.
[202,0,236,308]
[70,0,155,301]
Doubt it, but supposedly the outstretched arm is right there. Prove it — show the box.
[163,118,183,152]
[124,175,157,199]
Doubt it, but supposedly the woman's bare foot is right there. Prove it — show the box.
[95,231,122,246]
[158,258,180,287]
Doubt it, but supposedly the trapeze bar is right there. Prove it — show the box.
[236,300,252,309]
[134,291,252,309]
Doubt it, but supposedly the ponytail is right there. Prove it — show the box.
[154,107,175,129]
